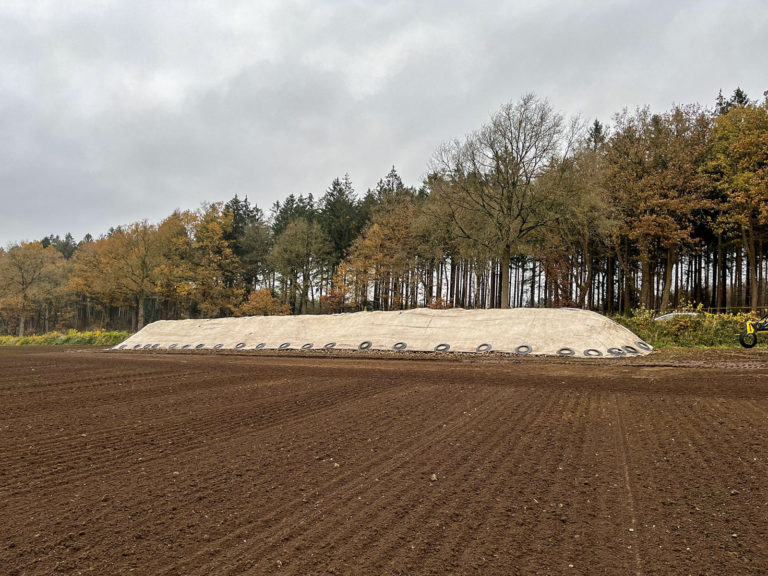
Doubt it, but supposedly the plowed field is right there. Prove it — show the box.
[2,347,768,575]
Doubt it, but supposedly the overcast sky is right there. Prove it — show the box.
[1,0,766,246]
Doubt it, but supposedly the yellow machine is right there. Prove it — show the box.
[739,311,768,348]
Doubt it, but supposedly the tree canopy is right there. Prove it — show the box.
[2,88,768,335]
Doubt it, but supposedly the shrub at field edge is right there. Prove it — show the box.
[0,330,131,347]
[613,308,758,348]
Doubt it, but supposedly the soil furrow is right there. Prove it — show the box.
[244,388,537,575]
[157,389,505,576]
[4,347,768,576]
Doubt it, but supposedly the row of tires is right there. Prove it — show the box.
[116,341,652,356]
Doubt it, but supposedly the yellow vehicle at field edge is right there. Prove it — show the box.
[739,311,768,348]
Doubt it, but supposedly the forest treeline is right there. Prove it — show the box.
[1,89,767,336]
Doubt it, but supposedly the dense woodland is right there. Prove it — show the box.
[1,89,767,336]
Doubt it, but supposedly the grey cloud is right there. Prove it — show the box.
[1,0,766,245]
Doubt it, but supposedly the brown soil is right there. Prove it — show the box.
[2,346,768,575]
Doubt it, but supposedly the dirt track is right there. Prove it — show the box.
[2,347,768,575]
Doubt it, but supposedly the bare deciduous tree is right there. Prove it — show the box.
[431,93,581,308]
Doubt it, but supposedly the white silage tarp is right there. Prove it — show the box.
[115,308,652,358]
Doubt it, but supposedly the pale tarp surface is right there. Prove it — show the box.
[116,308,652,358]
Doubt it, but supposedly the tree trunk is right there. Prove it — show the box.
[744,227,759,312]
[640,257,653,311]
[759,239,765,308]
[695,253,703,305]
[426,261,434,306]
[674,253,680,309]
[660,245,675,312]
[500,244,511,309]
[623,266,633,315]
[606,255,615,314]
[577,244,592,309]
[712,240,719,311]
[18,313,25,338]
[438,261,444,302]
[301,266,310,314]
[719,237,727,312]
[489,260,497,308]
[461,261,468,308]
[137,295,146,330]
[736,246,743,308]
[449,260,456,305]
[704,249,710,304]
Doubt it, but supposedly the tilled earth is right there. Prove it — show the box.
[1,347,768,575]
